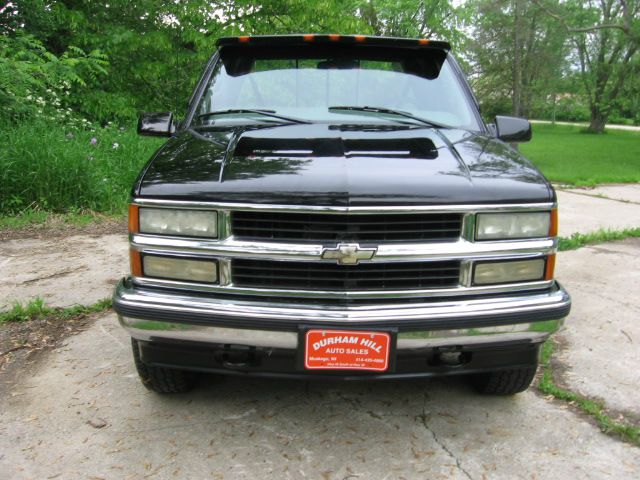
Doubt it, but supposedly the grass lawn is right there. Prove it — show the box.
[521,123,640,185]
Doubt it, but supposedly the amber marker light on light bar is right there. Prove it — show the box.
[354,35,366,42]
[238,36,250,43]
[128,204,139,233]
[328,34,340,41]
[303,34,314,42]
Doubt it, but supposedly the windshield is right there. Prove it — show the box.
[193,46,481,130]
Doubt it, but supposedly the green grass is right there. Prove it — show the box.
[0,121,163,215]
[558,227,640,251]
[521,123,640,185]
[0,210,49,229]
[539,341,640,446]
[0,297,112,324]
[0,209,124,230]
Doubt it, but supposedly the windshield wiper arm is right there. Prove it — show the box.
[328,106,448,129]
[195,109,311,125]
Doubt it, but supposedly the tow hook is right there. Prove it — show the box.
[434,346,467,367]
[218,345,257,369]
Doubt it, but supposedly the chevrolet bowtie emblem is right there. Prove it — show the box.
[321,243,377,265]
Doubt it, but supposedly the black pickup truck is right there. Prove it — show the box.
[113,34,571,395]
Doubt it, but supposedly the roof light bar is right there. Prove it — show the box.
[215,34,450,51]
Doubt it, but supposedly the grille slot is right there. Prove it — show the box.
[231,212,463,243]
[232,259,461,291]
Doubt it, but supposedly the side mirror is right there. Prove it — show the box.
[494,115,532,143]
[137,112,176,137]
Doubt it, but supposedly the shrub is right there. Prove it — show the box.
[0,34,108,125]
[543,96,590,122]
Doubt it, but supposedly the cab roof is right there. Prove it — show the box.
[215,34,451,51]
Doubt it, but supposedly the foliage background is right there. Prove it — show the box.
[0,0,638,215]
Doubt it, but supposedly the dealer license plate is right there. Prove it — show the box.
[304,329,391,372]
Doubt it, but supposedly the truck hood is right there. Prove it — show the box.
[136,123,553,206]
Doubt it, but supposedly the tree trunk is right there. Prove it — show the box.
[587,108,607,133]
[512,0,523,117]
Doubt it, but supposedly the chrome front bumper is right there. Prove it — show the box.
[114,278,571,350]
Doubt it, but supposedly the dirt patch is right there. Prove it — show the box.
[0,215,126,241]
[0,311,108,395]
[0,234,129,309]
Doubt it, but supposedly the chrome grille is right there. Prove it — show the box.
[232,259,461,291]
[231,211,463,244]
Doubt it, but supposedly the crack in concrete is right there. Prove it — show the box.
[315,389,477,471]
[558,188,640,205]
[18,265,88,285]
[419,392,473,480]
[537,338,640,438]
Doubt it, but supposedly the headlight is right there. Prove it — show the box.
[138,208,218,238]
[476,212,551,240]
[473,258,545,285]
[142,255,218,283]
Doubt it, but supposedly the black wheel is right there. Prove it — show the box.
[472,365,538,395]
[131,339,199,393]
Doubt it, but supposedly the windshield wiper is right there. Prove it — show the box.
[195,109,311,125]
[328,106,448,129]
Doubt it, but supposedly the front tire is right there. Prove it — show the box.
[131,339,199,393]
[472,365,537,395]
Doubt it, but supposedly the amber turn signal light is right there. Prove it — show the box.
[545,254,556,281]
[128,204,139,233]
[549,208,558,237]
[130,248,143,277]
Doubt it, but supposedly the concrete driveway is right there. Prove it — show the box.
[1,186,639,479]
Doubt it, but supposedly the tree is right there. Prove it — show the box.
[5,1,373,122]
[538,0,640,132]
[613,55,640,123]
[467,0,568,119]
[357,0,468,49]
